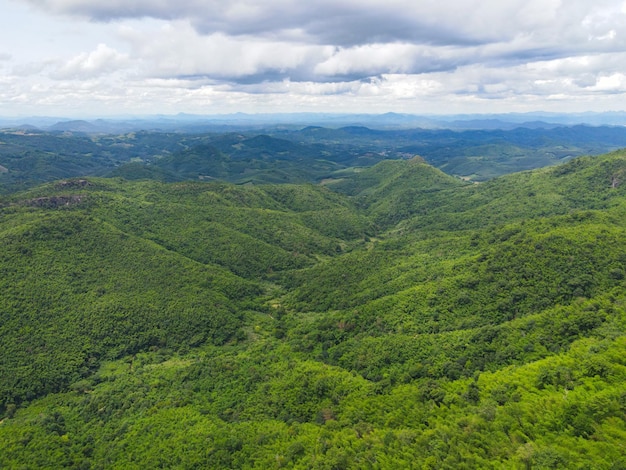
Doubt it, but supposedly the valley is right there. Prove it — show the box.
[0,127,626,468]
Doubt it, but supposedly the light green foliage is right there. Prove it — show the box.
[2,148,626,468]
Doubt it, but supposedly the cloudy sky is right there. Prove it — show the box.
[2,0,626,116]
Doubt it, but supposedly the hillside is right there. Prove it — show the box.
[4,124,626,194]
[1,152,626,468]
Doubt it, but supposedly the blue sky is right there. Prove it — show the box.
[3,0,626,116]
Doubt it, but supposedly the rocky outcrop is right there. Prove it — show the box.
[22,195,86,208]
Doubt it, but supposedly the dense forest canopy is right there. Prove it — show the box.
[1,127,626,468]
[3,123,626,194]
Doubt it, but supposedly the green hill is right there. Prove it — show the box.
[0,195,255,409]
[1,152,626,468]
[0,177,372,409]
[327,156,468,227]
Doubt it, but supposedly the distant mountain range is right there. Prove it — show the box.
[4,122,626,194]
[1,111,626,133]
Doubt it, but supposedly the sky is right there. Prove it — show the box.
[3,0,626,117]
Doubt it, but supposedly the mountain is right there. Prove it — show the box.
[4,124,626,195]
[3,111,626,132]
[47,120,100,133]
[0,130,197,193]
[1,150,626,468]
[445,119,562,130]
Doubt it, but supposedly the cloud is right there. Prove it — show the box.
[118,21,332,82]
[51,43,130,79]
[20,1,501,45]
[24,0,626,84]
[8,0,626,115]
[314,43,469,79]
[22,0,593,48]
[589,72,626,92]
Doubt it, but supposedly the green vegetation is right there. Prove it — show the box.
[2,145,626,468]
[4,124,626,195]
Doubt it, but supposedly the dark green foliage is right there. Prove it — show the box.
[106,161,181,182]
[0,130,200,193]
[290,124,626,181]
[152,144,231,179]
[4,124,626,196]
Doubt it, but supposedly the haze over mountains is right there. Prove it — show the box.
[3,112,626,196]
[3,111,626,133]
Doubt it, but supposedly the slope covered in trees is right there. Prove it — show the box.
[4,123,626,194]
[1,150,626,468]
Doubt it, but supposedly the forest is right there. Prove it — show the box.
[1,126,626,468]
[4,122,626,194]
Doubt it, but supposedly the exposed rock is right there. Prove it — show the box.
[55,179,91,189]
[22,195,86,208]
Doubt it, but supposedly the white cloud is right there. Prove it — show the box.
[591,73,626,92]
[313,43,450,77]
[51,43,130,79]
[118,21,333,81]
[4,0,626,115]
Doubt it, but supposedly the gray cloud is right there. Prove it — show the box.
[24,0,626,86]
[24,0,587,47]
[9,0,626,115]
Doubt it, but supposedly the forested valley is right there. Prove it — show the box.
[1,126,626,468]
